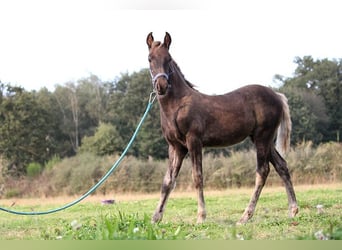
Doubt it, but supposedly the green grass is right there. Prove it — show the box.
[0,185,341,240]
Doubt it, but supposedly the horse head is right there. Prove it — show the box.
[146,32,172,95]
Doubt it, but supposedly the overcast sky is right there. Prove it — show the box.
[0,0,341,94]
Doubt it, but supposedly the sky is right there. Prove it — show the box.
[0,0,341,94]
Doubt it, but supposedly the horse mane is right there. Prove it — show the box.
[150,40,197,90]
[170,59,197,90]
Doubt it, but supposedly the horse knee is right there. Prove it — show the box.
[161,174,175,193]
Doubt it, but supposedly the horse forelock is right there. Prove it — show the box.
[151,41,162,48]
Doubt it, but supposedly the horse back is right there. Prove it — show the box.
[160,84,283,148]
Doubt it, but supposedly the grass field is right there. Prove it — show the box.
[0,184,341,240]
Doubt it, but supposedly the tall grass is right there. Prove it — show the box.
[1,142,341,198]
[287,141,342,184]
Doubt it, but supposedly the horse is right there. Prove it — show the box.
[146,32,298,224]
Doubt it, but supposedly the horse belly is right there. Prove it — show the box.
[202,113,254,148]
[202,129,249,147]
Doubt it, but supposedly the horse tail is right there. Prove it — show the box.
[275,92,292,156]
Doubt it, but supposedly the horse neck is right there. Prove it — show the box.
[167,61,194,97]
[157,60,195,111]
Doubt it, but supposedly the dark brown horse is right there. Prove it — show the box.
[146,32,298,224]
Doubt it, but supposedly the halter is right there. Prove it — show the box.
[150,70,172,93]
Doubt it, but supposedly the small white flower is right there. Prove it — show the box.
[71,220,82,230]
[236,233,244,240]
[133,227,139,233]
[316,204,324,214]
[314,230,328,240]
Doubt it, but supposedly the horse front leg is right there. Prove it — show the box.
[193,162,206,224]
[152,145,187,223]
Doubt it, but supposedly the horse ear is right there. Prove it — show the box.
[163,32,171,50]
[146,32,154,49]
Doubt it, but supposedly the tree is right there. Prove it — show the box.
[279,86,328,144]
[54,83,80,153]
[276,56,341,143]
[0,85,58,175]
[314,59,342,142]
[80,122,124,156]
[36,87,74,158]
[138,100,168,159]
[53,74,113,154]
[75,75,112,136]
[102,69,168,158]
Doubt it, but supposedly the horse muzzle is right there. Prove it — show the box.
[152,73,171,95]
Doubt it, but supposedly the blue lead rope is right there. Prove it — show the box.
[0,92,157,215]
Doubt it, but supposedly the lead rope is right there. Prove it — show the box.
[0,91,157,215]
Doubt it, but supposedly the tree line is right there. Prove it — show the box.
[276,56,342,144]
[0,56,341,177]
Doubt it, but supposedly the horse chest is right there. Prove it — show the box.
[160,115,186,145]
[159,105,193,145]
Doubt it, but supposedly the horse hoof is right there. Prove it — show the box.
[152,212,163,223]
[290,205,299,218]
[237,210,253,225]
[196,216,205,224]
[196,211,206,224]
[236,218,247,226]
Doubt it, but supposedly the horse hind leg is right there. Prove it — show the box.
[187,137,206,224]
[270,147,298,218]
[237,143,270,225]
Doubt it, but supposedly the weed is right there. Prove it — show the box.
[26,162,42,178]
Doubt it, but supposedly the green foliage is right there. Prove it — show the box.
[0,85,60,175]
[80,122,124,156]
[277,56,342,143]
[279,86,329,144]
[53,75,112,154]
[4,189,20,199]
[0,70,166,177]
[44,155,61,171]
[26,162,42,178]
[105,69,167,159]
[94,212,178,240]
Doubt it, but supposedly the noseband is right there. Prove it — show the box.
[150,71,172,93]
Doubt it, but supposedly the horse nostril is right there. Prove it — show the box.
[155,78,169,95]
[152,73,170,95]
